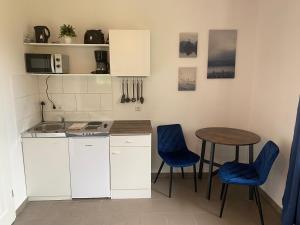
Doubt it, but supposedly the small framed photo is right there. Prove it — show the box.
[179,32,198,58]
[178,67,197,91]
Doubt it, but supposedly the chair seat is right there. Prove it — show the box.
[159,150,200,167]
[219,162,261,186]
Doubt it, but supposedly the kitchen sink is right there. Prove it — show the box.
[21,122,67,138]
[34,123,65,132]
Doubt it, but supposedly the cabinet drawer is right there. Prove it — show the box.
[110,135,151,147]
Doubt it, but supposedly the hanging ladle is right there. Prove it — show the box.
[125,79,131,103]
[132,78,136,102]
[140,78,144,104]
[121,79,126,103]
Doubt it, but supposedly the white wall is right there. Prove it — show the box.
[249,0,300,207]
[25,0,259,173]
[1,0,40,210]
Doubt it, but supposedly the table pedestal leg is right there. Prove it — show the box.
[207,143,215,200]
[249,144,254,200]
[235,145,240,162]
[198,140,206,179]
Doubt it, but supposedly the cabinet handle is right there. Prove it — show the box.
[85,144,94,147]
[111,151,121,155]
[125,140,134,143]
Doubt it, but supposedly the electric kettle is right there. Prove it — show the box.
[34,26,50,43]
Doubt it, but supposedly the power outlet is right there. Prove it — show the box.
[135,106,141,111]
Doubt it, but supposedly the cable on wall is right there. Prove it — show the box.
[45,75,56,109]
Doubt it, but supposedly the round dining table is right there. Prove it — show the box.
[195,127,261,200]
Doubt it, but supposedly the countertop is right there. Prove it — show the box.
[110,120,152,135]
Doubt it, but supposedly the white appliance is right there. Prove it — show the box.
[69,136,110,198]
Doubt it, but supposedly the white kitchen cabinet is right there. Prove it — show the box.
[22,138,71,200]
[110,134,151,199]
[109,30,150,76]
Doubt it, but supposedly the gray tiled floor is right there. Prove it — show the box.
[14,176,281,225]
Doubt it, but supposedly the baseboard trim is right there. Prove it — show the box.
[16,198,28,215]
[258,187,282,215]
[28,196,72,201]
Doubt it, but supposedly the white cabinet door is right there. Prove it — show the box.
[22,138,71,199]
[69,137,110,198]
[109,30,150,76]
[110,146,151,190]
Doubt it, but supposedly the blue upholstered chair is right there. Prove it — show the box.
[219,141,279,225]
[154,124,200,197]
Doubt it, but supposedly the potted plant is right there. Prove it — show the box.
[59,24,76,44]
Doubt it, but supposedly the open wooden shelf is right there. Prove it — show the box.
[27,73,111,77]
[24,43,109,48]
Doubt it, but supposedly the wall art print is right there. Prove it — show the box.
[179,32,198,58]
[207,30,237,79]
[178,67,196,91]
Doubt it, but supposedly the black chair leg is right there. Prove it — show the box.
[220,183,225,200]
[154,161,164,183]
[198,140,206,179]
[181,167,184,179]
[219,184,229,217]
[254,187,264,225]
[169,167,173,198]
[193,164,197,192]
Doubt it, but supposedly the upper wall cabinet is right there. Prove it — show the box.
[109,30,150,77]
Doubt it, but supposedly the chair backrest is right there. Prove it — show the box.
[254,141,279,184]
[157,124,188,153]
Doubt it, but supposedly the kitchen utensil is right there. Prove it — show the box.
[126,79,131,103]
[132,78,136,102]
[140,79,144,104]
[34,26,50,43]
[137,79,140,102]
[121,79,126,103]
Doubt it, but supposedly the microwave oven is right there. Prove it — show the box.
[25,53,69,74]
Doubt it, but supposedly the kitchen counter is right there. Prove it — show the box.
[110,120,152,135]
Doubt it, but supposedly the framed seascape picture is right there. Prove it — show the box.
[207,30,237,79]
[178,67,196,91]
[179,33,198,58]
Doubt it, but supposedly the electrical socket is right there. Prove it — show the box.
[135,106,141,111]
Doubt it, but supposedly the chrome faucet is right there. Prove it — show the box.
[59,116,65,129]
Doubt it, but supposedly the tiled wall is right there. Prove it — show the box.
[38,76,113,121]
[12,75,41,133]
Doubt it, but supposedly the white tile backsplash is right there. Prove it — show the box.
[38,76,63,93]
[63,77,88,93]
[44,112,65,121]
[38,76,113,121]
[87,77,112,93]
[50,94,76,112]
[64,112,90,121]
[100,94,113,110]
[76,94,101,112]
[13,75,39,98]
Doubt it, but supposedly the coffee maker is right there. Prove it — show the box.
[92,50,109,74]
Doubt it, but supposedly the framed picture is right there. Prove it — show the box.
[179,33,198,58]
[207,30,237,79]
[178,67,197,91]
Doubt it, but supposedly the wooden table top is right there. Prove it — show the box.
[110,120,152,135]
[195,127,260,146]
